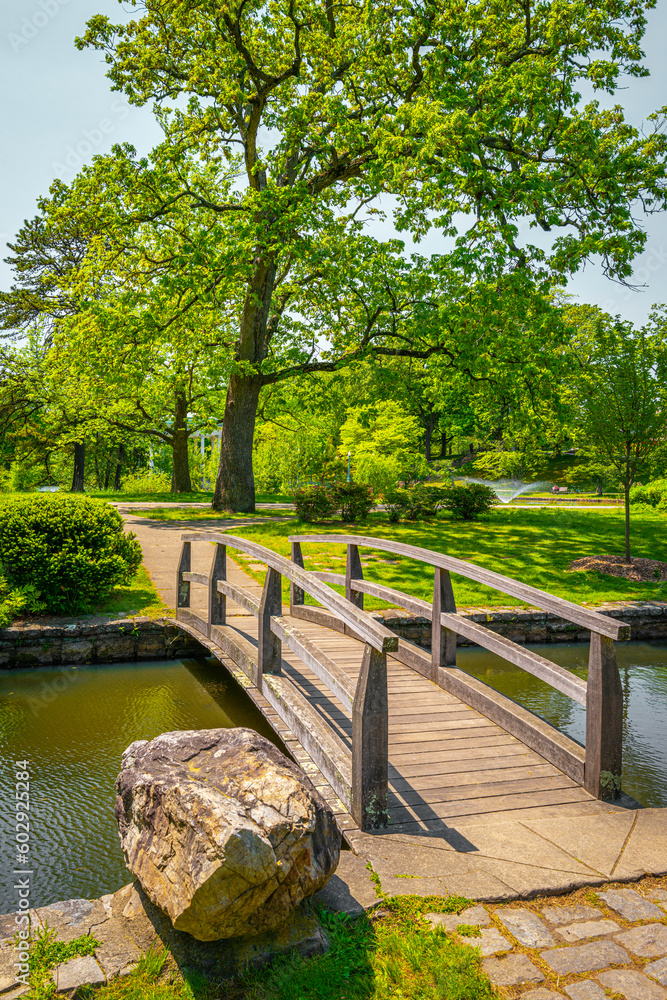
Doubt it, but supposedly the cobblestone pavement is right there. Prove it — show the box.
[426,878,667,998]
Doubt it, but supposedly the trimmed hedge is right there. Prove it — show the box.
[0,496,142,613]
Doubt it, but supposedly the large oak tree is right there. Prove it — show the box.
[59,0,667,507]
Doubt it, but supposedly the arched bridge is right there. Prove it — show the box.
[171,531,631,839]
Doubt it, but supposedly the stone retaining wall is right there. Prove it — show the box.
[0,617,206,669]
[1,601,666,669]
[372,600,667,648]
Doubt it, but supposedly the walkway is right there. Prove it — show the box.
[125,512,667,901]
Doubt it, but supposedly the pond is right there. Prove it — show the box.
[0,658,283,914]
[457,640,667,810]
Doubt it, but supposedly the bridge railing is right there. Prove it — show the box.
[174,532,398,830]
[289,533,630,801]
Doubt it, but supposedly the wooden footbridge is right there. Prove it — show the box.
[173,532,630,835]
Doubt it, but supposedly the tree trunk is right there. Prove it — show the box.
[71,442,85,492]
[439,431,448,460]
[213,374,263,511]
[624,459,631,563]
[171,392,192,494]
[114,444,125,491]
[424,411,437,463]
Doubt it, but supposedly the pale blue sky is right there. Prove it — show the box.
[1,0,666,325]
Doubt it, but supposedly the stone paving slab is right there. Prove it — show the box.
[646,957,667,985]
[555,918,619,942]
[597,968,667,998]
[599,887,666,921]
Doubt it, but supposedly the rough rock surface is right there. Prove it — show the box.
[115,728,340,941]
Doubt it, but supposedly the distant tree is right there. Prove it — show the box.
[570,312,667,561]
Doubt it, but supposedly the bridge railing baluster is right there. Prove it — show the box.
[346,544,364,610]
[290,540,305,611]
[257,567,283,686]
[584,632,623,801]
[176,541,191,609]
[431,566,457,681]
[208,543,227,629]
[352,642,388,830]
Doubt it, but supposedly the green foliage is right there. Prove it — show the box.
[333,483,374,523]
[293,486,337,522]
[385,485,447,522]
[563,461,620,493]
[292,483,374,522]
[440,485,497,521]
[0,496,142,612]
[469,450,546,482]
[456,924,482,938]
[121,470,172,495]
[630,479,667,510]
[0,576,46,627]
[340,403,429,496]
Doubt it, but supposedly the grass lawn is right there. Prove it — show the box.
[133,507,294,522]
[77,565,168,619]
[29,894,494,1000]
[85,491,291,505]
[223,506,667,609]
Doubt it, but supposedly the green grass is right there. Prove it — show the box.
[224,506,667,608]
[72,565,168,619]
[133,507,294,522]
[65,895,494,1000]
[85,491,291,505]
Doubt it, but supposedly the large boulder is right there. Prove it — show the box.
[115,728,340,941]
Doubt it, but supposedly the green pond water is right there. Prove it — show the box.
[0,658,283,914]
[1,643,666,913]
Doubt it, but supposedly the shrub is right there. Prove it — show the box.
[293,485,337,522]
[120,469,172,494]
[440,484,497,520]
[630,479,667,509]
[385,484,448,522]
[0,496,142,613]
[332,482,374,522]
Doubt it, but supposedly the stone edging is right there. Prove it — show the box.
[0,617,205,669]
[372,600,667,647]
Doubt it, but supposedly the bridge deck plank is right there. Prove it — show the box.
[211,614,602,830]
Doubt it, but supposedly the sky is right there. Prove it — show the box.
[1,0,667,327]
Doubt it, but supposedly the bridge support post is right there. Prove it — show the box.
[290,541,305,612]
[432,567,457,681]
[176,541,191,609]
[585,633,623,800]
[258,568,283,686]
[352,643,388,830]
[346,544,364,610]
[208,543,227,631]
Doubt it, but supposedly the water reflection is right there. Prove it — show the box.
[0,658,284,913]
[457,641,667,809]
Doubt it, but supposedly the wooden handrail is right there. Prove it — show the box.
[289,533,631,641]
[180,532,398,654]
